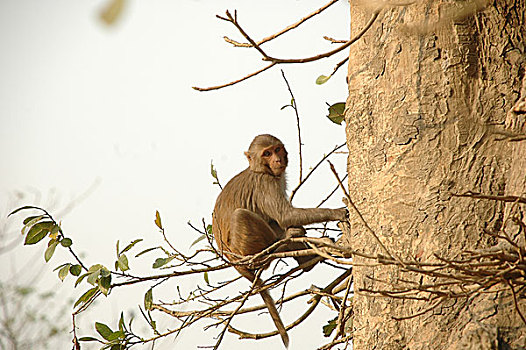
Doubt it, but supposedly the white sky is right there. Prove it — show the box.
[0,1,351,349]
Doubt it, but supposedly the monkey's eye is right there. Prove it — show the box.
[275,147,281,152]
[263,150,271,157]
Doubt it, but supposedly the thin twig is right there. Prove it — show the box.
[392,297,445,321]
[328,160,394,260]
[111,263,230,288]
[451,192,526,204]
[193,63,276,91]
[218,10,269,58]
[281,69,303,183]
[195,9,380,91]
[319,334,353,350]
[290,143,346,202]
[160,226,186,260]
[213,269,262,349]
[507,280,526,325]
[224,0,340,48]
[317,174,348,208]
[323,36,347,44]
[333,274,353,341]
[262,11,380,64]
[228,268,352,340]
[330,57,349,78]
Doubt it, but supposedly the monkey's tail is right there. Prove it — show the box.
[259,288,289,348]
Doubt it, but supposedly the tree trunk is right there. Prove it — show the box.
[345,1,525,349]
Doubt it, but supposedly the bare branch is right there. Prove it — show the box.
[195,9,380,91]
[323,36,347,44]
[263,11,380,64]
[228,268,352,340]
[507,280,526,326]
[290,143,346,202]
[213,269,263,349]
[280,70,304,184]
[218,10,269,59]
[328,160,394,260]
[193,63,276,91]
[333,274,353,341]
[224,0,340,48]
[451,192,526,205]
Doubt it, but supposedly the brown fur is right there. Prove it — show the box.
[212,134,347,348]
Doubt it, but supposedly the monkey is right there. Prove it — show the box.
[212,134,347,348]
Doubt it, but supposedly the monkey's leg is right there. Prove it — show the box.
[230,209,290,348]
[230,208,280,256]
[281,227,323,272]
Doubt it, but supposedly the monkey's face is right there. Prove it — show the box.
[261,144,288,176]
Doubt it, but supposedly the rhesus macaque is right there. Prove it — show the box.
[212,134,347,348]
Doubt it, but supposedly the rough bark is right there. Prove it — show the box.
[344,1,525,349]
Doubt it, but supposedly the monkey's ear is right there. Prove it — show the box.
[244,151,251,162]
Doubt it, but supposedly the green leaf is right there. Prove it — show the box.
[78,336,99,342]
[322,317,338,337]
[70,264,82,276]
[15,286,33,296]
[118,312,125,332]
[95,322,114,341]
[117,254,129,271]
[316,75,331,85]
[53,263,69,271]
[204,271,209,284]
[120,239,142,254]
[74,286,98,308]
[75,273,89,287]
[190,235,206,248]
[87,272,100,286]
[88,264,104,273]
[210,161,218,179]
[49,223,60,239]
[100,267,111,278]
[60,237,73,247]
[45,240,59,262]
[23,215,43,225]
[8,205,43,217]
[108,330,124,341]
[58,264,71,281]
[86,265,104,285]
[152,256,174,269]
[98,275,111,296]
[144,288,153,311]
[206,224,213,235]
[327,102,346,125]
[25,221,53,245]
[110,345,125,350]
[22,215,45,236]
[135,247,158,257]
[154,211,162,230]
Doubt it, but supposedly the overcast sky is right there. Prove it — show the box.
[1,1,352,349]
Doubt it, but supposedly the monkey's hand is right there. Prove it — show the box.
[340,198,351,220]
[336,206,349,221]
[285,226,307,238]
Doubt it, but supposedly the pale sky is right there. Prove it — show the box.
[0,1,351,349]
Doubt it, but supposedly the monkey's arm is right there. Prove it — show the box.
[259,191,347,228]
[277,206,347,228]
[253,172,347,229]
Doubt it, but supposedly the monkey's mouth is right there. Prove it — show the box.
[272,166,286,175]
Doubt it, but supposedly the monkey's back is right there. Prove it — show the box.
[212,168,282,257]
